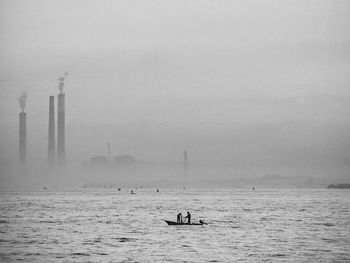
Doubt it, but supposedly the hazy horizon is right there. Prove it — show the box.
[1,0,350,187]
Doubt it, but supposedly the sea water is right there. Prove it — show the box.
[0,188,349,262]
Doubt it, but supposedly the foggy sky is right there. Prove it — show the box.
[1,0,350,180]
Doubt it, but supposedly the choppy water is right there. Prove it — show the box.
[0,188,349,262]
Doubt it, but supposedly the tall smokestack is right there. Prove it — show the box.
[57,73,67,165]
[19,112,26,166]
[48,96,55,166]
[18,92,27,166]
[57,93,65,165]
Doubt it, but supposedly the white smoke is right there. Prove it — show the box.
[18,92,27,112]
[58,72,68,93]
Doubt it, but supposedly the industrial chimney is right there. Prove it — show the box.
[57,73,67,165]
[57,93,65,165]
[19,112,26,166]
[48,96,55,166]
[18,92,27,166]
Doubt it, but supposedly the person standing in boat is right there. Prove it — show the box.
[184,211,191,224]
[177,212,182,223]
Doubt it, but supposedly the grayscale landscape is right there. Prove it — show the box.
[0,0,349,262]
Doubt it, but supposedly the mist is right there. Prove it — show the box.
[1,0,350,189]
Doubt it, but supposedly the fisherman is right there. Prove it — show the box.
[177,212,182,223]
[184,211,191,224]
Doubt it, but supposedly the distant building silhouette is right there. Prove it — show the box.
[114,155,136,166]
[90,156,109,166]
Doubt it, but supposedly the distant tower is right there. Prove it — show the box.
[57,93,65,165]
[183,150,188,179]
[48,96,55,166]
[18,92,27,166]
[19,112,27,166]
[57,72,68,166]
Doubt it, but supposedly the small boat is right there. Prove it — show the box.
[164,220,205,226]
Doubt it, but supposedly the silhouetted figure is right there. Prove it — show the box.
[199,220,207,225]
[177,213,182,223]
[157,188,159,193]
[253,187,255,191]
[184,211,191,224]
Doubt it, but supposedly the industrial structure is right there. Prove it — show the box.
[48,96,55,166]
[18,92,27,166]
[57,73,67,165]
[19,111,26,166]
[57,93,65,164]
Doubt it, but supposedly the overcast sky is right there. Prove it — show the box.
[1,0,350,176]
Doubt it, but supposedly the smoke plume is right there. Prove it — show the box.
[18,92,27,112]
[58,72,68,93]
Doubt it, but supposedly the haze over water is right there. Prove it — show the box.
[1,188,349,262]
[1,0,350,186]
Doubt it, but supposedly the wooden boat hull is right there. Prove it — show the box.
[164,220,203,226]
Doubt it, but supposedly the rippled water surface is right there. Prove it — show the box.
[0,188,349,262]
